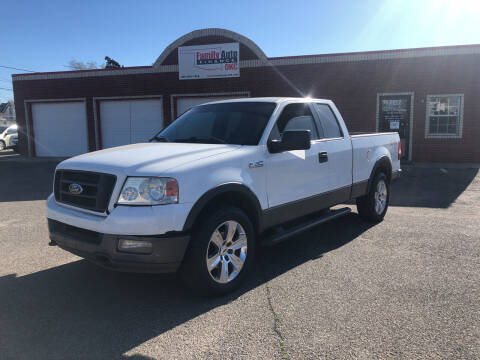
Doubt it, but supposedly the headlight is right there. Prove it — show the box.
[117,177,178,205]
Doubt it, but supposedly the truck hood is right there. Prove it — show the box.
[58,143,241,175]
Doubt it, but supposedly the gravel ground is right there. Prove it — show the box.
[0,152,478,359]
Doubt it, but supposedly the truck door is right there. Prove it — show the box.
[265,103,330,208]
[312,103,353,198]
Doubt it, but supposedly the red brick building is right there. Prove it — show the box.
[12,28,480,162]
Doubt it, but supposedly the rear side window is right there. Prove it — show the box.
[315,104,343,138]
[270,103,320,140]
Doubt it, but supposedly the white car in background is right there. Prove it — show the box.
[0,124,18,151]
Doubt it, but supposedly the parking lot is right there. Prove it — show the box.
[0,150,479,360]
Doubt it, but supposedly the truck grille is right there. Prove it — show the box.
[54,170,116,213]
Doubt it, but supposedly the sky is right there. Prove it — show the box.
[1,0,480,102]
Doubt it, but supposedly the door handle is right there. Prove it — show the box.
[318,152,328,163]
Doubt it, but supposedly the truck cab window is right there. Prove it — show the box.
[315,104,343,138]
[156,102,276,145]
[270,103,320,140]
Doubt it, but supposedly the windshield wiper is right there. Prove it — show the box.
[150,135,169,142]
[173,136,227,144]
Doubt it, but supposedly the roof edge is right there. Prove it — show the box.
[269,43,480,61]
[11,65,151,77]
[12,42,480,81]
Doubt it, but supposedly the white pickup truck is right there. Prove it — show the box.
[47,98,401,295]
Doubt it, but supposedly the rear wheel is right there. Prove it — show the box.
[356,172,389,222]
[180,205,255,296]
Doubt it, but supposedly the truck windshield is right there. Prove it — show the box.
[153,102,277,145]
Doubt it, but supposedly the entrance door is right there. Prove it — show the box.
[378,94,411,160]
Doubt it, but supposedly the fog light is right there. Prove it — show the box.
[118,239,153,254]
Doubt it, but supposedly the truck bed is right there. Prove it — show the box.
[351,132,401,185]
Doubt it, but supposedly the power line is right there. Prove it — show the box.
[0,65,36,73]
[0,79,12,83]
[0,87,13,91]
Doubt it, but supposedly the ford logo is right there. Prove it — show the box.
[68,183,83,195]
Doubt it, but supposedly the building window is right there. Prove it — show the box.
[425,94,464,138]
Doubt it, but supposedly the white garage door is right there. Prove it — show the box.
[32,102,88,157]
[100,99,163,149]
[176,96,247,118]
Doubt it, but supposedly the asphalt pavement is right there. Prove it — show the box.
[0,150,478,359]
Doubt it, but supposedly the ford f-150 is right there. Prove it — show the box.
[47,98,401,295]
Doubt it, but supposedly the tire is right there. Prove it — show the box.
[356,172,390,222]
[0,141,5,151]
[180,205,256,296]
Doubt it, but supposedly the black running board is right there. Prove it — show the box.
[261,207,351,247]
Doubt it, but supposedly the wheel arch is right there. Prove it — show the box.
[367,156,392,193]
[183,183,263,234]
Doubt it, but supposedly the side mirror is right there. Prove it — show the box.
[268,130,311,153]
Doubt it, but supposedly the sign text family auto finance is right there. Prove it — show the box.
[178,43,240,80]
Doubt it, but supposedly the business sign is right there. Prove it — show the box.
[381,99,408,130]
[380,97,409,136]
[178,43,240,80]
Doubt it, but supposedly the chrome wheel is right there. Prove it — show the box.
[205,220,248,284]
[374,179,388,215]
[0,142,4,151]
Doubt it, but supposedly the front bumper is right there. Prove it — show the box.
[48,219,190,273]
[46,194,191,236]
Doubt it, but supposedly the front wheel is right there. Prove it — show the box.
[0,141,5,151]
[356,172,390,222]
[180,205,255,296]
